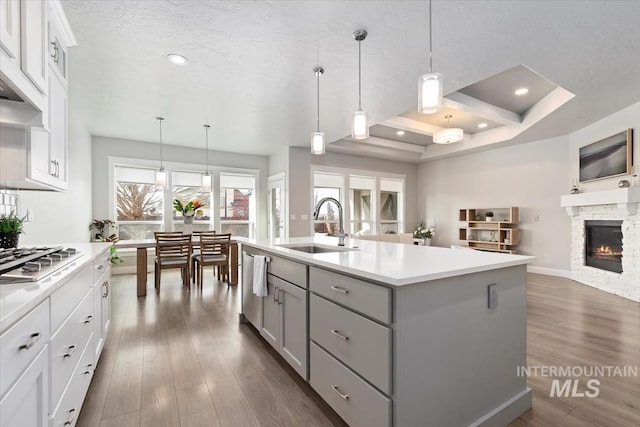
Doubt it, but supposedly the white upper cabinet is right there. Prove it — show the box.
[0,0,20,59]
[20,0,47,94]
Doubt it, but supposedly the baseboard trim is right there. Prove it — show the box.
[472,387,532,427]
[112,265,153,275]
[527,266,571,278]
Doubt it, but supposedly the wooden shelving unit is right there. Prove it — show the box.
[458,207,520,254]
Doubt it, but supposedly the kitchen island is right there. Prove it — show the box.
[240,236,535,427]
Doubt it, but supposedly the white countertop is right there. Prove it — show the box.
[0,243,111,334]
[238,236,535,286]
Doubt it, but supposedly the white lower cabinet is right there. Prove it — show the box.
[0,246,110,427]
[0,345,49,427]
[260,273,307,379]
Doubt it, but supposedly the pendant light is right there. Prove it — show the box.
[418,0,444,114]
[311,67,325,155]
[155,117,166,188]
[202,124,212,190]
[351,29,369,140]
[433,114,463,144]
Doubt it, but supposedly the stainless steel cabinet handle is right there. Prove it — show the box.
[97,264,105,270]
[331,385,349,400]
[50,160,57,176]
[83,315,93,324]
[274,285,279,303]
[330,329,349,341]
[62,345,76,358]
[18,332,41,351]
[50,41,59,62]
[102,280,109,298]
[83,363,93,375]
[63,408,76,426]
[278,288,283,305]
[330,286,349,294]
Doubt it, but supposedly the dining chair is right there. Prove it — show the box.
[154,232,192,293]
[192,233,231,288]
[190,230,215,283]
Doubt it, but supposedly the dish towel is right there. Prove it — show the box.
[252,255,268,297]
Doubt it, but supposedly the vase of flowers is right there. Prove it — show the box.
[413,221,435,246]
[173,199,204,233]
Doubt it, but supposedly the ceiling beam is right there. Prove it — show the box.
[379,116,443,136]
[341,136,427,154]
[444,92,522,126]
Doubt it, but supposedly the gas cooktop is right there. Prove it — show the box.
[0,246,82,283]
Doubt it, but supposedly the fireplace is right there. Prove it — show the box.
[585,220,623,273]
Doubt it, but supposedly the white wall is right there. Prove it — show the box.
[287,147,419,238]
[417,100,640,272]
[20,114,93,244]
[92,136,270,238]
[569,102,640,191]
[418,136,571,270]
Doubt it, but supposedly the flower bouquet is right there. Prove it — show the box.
[173,199,205,224]
[413,221,435,240]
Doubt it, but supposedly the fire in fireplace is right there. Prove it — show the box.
[585,220,623,273]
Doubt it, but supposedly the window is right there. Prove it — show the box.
[379,178,403,234]
[112,160,259,240]
[312,168,405,237]
[220,173,256,238]
[313,172,343,236]
[349,175,374,236]
[172,170,213,233]
[115,166,163,239]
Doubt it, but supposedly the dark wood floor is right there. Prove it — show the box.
[77,271,640,427]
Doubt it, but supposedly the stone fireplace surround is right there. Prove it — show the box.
[561,187,640,302]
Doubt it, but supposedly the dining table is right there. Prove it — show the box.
[115,238,239,297]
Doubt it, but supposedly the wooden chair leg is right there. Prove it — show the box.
[155,262,160,293]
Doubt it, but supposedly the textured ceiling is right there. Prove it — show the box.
[62,0,640,160]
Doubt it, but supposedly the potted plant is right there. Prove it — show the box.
[89,219,123,264]
[413,221,435,245]
[0,212,26,248]
[485,211,494,221]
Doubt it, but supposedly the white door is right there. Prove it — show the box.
[267,174,286,240]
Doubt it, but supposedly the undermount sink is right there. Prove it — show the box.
[277,244,358,254]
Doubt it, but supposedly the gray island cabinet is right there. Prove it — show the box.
[240,237,534,427]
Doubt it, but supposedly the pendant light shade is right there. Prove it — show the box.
[418,0,444,114]
[202,124,212,190]
[155,117,166,188]
[311,67,325,155]
[433,114,463,144]
[351,30,369,140]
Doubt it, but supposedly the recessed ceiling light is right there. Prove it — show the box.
[396,130,405,136]
[167,54,188,65]
[514,87,529,96]
[478,122,488,129]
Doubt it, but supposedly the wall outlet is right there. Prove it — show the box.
[26,209,34,222]
[488,284,498,309]
[301,214,309,220]
[534,214,540,222]
[290,214,296,220]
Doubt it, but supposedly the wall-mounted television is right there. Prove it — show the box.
[579,129,633,182]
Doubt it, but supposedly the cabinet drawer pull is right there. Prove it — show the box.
[97,264,105,270]
[330,329,349,341]
[18,332,41,351]
[273,285,279,303]
[331,385,349,400]
[103,280,109,298]
[63,408,76,426]
[62,345,76,358]
[83,363,93,375]
[83,315,93,324]
[330,286,349,294]
[50,41,60,63]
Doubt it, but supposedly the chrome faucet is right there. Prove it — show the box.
[313,197,346,246]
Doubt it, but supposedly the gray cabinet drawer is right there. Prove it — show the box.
[309,267,390,323]
[310,294,391,394]
[310,342,390,427]
[268,255,307,288]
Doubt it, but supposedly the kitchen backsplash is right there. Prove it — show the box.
[0,189,20,216]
